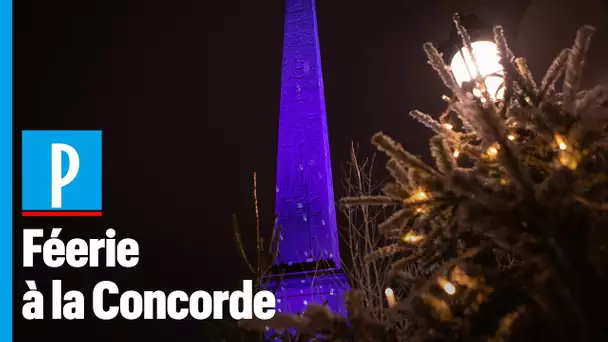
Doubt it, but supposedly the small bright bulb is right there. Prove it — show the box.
[416,191,428,200]
[403,231,424,243]
[437,277,456,295]
[554,134,568,151]
[507,135,515,141]
[487,147,498,156]
[453,150,459,158]
[444,123,453,130]
[385,288,397,308]
[443,282,456,295]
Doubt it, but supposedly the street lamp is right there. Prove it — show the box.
[442,14,505,102]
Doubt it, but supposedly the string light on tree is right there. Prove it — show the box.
[403,231,424,243]
[552,133,581,170]
[437,277,456,295]
[415,189,428,201]
[485,143,500,159]
[450,266,478,288]
[384,288,397,308]
[554,134,568,150]
[415,206,428,214]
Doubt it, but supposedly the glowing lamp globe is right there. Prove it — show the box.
[450,40,505,101]
[441,14,506,102]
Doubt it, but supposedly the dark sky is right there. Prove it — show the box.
[14,0,607,340]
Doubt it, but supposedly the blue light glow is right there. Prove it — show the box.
[272,0,349,316]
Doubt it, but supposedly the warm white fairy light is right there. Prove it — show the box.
[437,277,456,295]
[403,231,424,243]
[487,146,498,156]
[451,266,479,288]
[453,150,459,158]
[406,188,431,206]
[385,288,397,308]
[444,282,456,295]
[507,134,515,141]
[444,123,453,130]
[554,134,568,150]
[415,190,428,200]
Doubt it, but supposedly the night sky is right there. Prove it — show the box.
[14,0,607,340]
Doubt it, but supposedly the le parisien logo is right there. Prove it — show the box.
[22,130,102,217]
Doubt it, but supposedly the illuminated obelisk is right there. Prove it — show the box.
[269,0,349,315]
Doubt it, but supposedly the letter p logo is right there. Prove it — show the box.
[51,143,80,208]
[22,131,102,216]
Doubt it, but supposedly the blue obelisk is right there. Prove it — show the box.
[269,0,349,315]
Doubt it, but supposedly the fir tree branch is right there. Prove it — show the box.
[372,132,440,177]
[341,195,399,208]
[386,158,412,191]
[382,182,409,200]
[539,49,569,100]
[378,208,412,235]
[422,42,469,102]
[429,135,457,174]
[515,57,538,95]
[563,26,595,114]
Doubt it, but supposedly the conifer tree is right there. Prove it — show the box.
[341,16,608,342]
[240,16,608,342]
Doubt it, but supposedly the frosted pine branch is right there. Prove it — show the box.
[372,132,439,176]
[540,48,569,99]
[563,25,595,113]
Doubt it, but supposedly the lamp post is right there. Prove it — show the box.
[442,14,505,102]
